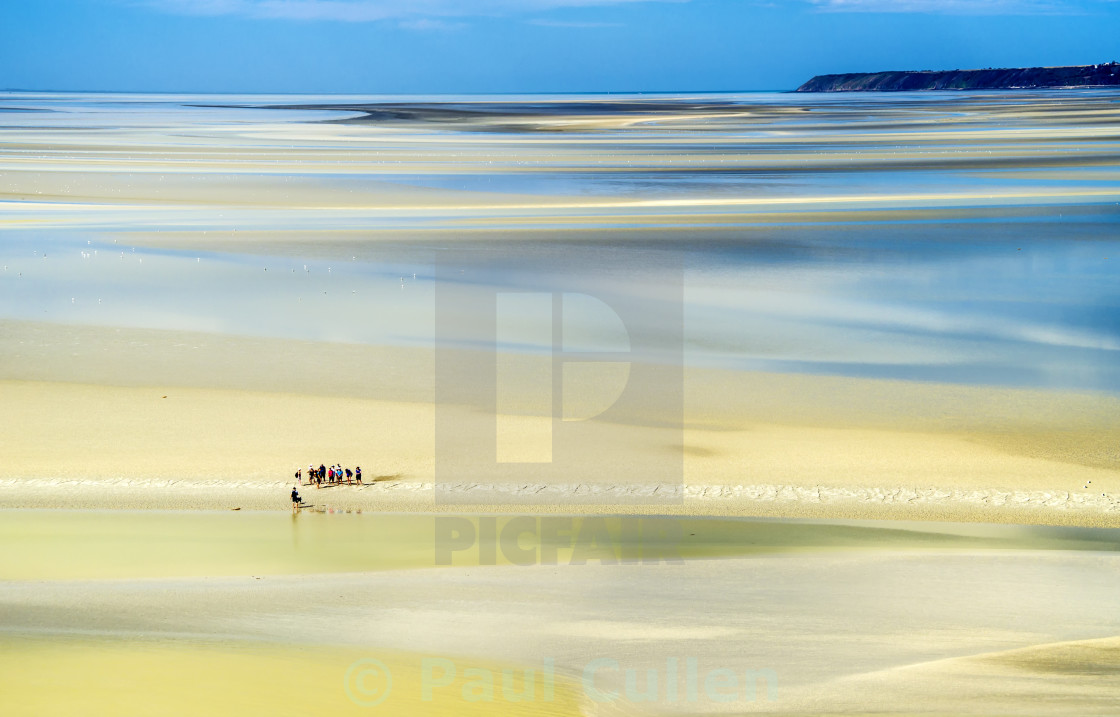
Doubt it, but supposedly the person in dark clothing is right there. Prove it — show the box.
[345,468,353,483]
[355,466,362,484]
[290,486,301,513]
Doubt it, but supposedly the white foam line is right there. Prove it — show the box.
[0,478,1116,512]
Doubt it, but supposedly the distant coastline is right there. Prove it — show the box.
[797,62,1120,92]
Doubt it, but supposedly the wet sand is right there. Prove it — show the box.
[0,637,586,717]
[2,373,1117,524]
[2,319,1117,524]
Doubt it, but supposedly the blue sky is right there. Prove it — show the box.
[3,0,1120,93]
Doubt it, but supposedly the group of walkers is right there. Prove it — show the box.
[291,462,365,512]
[296,463,362,487]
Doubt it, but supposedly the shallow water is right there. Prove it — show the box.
[3,511,1119,716]
[1,90,1118,391]
[3,509,1118,580]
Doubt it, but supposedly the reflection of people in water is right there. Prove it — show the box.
[290,486,301,513]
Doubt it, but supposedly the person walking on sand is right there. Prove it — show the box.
[295,468,302,485]
[291,486,301,513]
[355,466,362,484]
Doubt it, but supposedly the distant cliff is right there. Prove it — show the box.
[797,62,1120,92]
